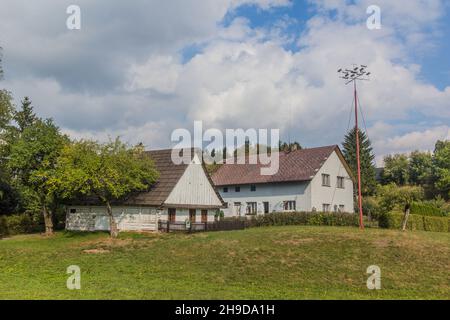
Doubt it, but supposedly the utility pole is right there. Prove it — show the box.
[338,64,371,229]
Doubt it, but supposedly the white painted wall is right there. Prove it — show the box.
[66,206,160,231]
[310,150,354,212]
[218,181,311,217]
[165,154,222,207]
[66,205,217,232]
[216,150,354,216]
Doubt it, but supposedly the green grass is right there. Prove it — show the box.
[0,226,449,299]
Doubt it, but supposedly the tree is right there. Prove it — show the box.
[7,119,69,234]
[50,138,159,237]
[382,154,409,186]
[408,151,433,186]
[432,140,450,199]
[377,183,424,213]
[279,141,302,152]
[14,97,37,133]
[342,127,377,195]
[0,48,14,141]
[376,183,424,230]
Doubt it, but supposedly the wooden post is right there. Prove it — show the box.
[402,204,411,231]
[204,222,207,232]
[166,220,170,233]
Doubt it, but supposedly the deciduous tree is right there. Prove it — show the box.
[50,138,159,237]
[7,119,68,234]
[382,154,409,186]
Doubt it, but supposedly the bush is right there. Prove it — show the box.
[247,212,360,228]
[362,197,385,220]
[4,213,43,235]
[379,212,449,232]
[377,184,424,213]
[410,202,447,217]
[423,216,449,232]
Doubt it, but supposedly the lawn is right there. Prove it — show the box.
[0,226,448,299]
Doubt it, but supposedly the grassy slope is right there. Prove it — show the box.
[0,226,448,300]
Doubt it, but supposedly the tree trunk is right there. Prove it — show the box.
[106,201,118,238]
[401,204,410,231]
[43,204,54,235]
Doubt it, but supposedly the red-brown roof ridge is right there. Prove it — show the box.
[212,145,350,186]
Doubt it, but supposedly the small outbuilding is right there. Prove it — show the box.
[66,148,225,232]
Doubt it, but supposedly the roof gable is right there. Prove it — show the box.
[164,153,225,208]
[126,148,225,207]
[124,148,193,206]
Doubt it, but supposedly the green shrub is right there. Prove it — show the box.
[4,213,43,235]
[379,212,448,232]
[410,202,447,217]
[247,212,360,228]
[362,197,385,220]
[423,216,449,232]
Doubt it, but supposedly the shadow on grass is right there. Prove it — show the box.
[62,230,109,238]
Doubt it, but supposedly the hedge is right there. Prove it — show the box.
[379,212,449,233]
[410,202,448,217]
[246,211,360,228]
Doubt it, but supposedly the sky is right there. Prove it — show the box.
[0,0,449,166]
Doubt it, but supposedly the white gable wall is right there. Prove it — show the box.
[310,150,354,212]
[165,154,223,207]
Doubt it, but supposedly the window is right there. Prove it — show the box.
[322,174,330,187]
[223,187,228,193]
[70,208,77,213]
[339,205,345,212]
[246,202,257,214]
[334,205,338,212]
[322,204,331,212]
[235,186,240,192]
[250,185,256,192]
[283,201,296,211]
[337,176,345,189]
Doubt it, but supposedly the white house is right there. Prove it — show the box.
[212,145,354,217]
[66,148,225,232]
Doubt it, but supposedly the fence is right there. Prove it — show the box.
[158,219,246,233]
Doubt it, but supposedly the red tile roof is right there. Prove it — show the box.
[212,145,344,186]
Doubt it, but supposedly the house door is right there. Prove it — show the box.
[168,208,176,223]
[189,209,196,223]
[234,202,242,216]
[201,210,208,223]
[263,202,269,214]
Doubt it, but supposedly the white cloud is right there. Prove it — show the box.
[374,125,450,166]
[1,0,449,161]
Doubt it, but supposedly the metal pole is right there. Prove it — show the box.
[354,80,364,229]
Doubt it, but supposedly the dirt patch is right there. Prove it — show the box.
[372,238,392,248]
[83,248,110,254]
[274,238,315,245]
